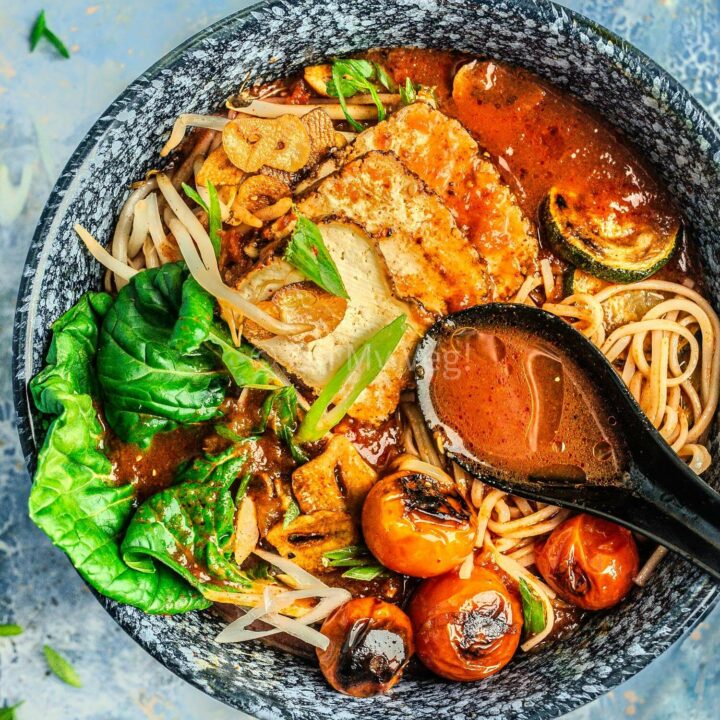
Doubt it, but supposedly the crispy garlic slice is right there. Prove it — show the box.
[223,115,311,173]
[228,174,291,228]
[196,146,245,187]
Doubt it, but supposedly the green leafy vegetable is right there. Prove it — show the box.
[296,314,407,442]
[399,77,418,105]
[206,324,282,390]
[122,445,259,598]
[519,578,546,635]
[182,181,221,257]
[0,624,22,636]
[29,11,70,59]
[322,545,388,580]
[284,215,348,299]
[170,276,215,354]
[97,263,228,446]
[283,499,300,528]
[28,293,208,614]
[258,386,308,463]
[327,58,386,131]
[0,702,23,720]
[43,645,82,688]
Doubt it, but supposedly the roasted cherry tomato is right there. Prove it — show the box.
[536,513,639,610]
[361,471,476,577]
[408,564,523,681]
[317,597,414,697]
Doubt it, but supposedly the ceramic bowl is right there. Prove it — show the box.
[12,1,720,718]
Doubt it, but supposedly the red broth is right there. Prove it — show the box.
[428,327,624,484]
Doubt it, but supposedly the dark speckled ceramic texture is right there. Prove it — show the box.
[11,0,720,718]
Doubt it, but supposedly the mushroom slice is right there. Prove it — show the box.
[233,496,260,566]
[304,64,333,97]
[292,435,377,518]
[228,174,291,228]
[266,510,360,574]
[196,146,246,187]
[223,115,311,173]
[245,282,348,344]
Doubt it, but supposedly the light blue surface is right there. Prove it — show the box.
[1,1,719,718]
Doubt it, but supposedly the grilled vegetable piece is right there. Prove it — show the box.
[565,268,667,332]
[346,103,537,299]
[543,187,680,282]
[292,435,377,518]
[266,510,360,573]
[245,282,348,344]
[317,597,414,697]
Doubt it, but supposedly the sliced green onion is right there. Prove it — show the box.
[43,645,82,688]
[519,578,546,635]
[182,182,221,257]
[341,565,388,581]
[296,314,407,443]
[283,499,300,528]
[0,624,23,637]
[284,215,348,299]
[399,78,418,105]
[29,11,70,59]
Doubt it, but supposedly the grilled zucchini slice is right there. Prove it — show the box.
[542,187,679,282]
[565,268,667,331]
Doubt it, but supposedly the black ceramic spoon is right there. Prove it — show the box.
[414,302,720,581]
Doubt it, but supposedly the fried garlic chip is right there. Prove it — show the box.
[301,108,337,168]
[303,64,332,96]
[196,146,245,187]
[223,115,311,173]
[228,174,291,227]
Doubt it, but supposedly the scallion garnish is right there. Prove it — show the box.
[29,11,70,59]
[283,499,300,528]
[0,624,23,637]
[326,59,387,131]
[182,181,222,257]
[43,645,82,688]
[399,77,418,105]
[296,314,407,442]
[322,545,388,580]
[284,215,348,299]
[519,578,546,635]
[0,702,24,720]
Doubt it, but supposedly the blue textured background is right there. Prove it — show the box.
[1,1,719,718]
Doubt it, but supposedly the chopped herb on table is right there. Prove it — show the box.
[29,10,70,59]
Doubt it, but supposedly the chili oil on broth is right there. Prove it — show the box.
[426,325,626,486]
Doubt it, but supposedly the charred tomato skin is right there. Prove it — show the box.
[408,565,523,681]
[317,597,414,697]
[361,471,476,578]
[536,513,639,611]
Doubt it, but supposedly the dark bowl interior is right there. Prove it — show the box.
[12,1,720,718]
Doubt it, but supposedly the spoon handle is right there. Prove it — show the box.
[626,457,720,581]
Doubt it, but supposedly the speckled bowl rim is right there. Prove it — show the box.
[11,0,720,717]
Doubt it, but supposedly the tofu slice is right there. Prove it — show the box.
[345,103,538,299]
[237,220,427,423]
[297,150,491,315]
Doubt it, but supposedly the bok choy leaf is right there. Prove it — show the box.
[296,314,407,442]
[28,292,208,614]
[122,444,261,598]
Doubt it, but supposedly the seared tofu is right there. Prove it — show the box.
[346,103,538,299]
[236,220,427,423]
[292,435,377,519]
[298,150,491,315]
